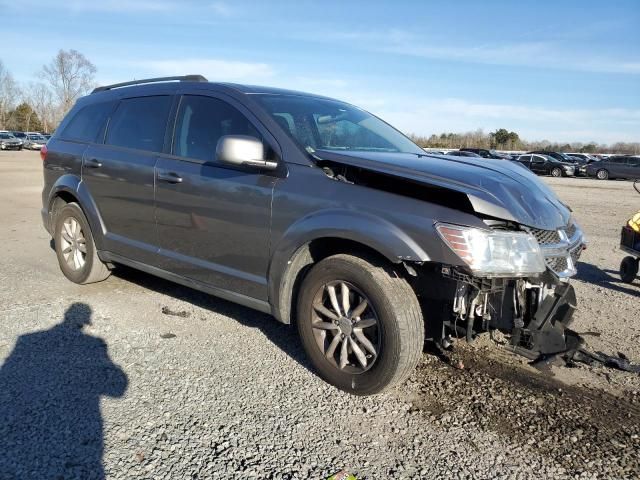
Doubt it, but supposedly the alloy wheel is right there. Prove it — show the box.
[310,280,380,373]
[59,217,87,271]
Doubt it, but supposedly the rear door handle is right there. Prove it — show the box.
[157,171,183,184]
[85,158,102,168]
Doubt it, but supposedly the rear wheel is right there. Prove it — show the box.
[620,256,639,284]
[296,254,424,395]
[54,202,110,284]
[596,169,609,180]
[551,167,562,177]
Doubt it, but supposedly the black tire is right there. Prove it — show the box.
[596,169,609,180]
[296,253,424,395]
[53,202,110,284]
[551,167,562,177]
[620,256,638,284]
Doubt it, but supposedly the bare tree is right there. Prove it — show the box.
[0,60,21,129]
[24,82,55,133]
[40,49,96,120]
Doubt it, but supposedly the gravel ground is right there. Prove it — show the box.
[0,151,639,479]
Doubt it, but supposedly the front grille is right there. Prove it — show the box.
[527,224,584,277]
[530,228,561,245]
[545,256,568,272]
[570,243,583,264]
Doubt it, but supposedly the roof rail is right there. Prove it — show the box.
[92,75,208,93]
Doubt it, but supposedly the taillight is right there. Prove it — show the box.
[40,144,48,161]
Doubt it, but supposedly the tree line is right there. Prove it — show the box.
[0,50,96,133]
[409,128,640,155]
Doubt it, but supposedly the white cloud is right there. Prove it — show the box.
[353,95,640,143]
[139,59,275,82]
[314,29,640,75]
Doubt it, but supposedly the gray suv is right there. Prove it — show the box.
[41,76,586,394]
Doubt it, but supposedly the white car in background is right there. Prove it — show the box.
[23,133,48,150]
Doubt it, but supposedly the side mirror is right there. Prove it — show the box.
[216,135,278,170]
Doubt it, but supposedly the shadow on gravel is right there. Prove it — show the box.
[113,266,314,375]
[575,261,640,297]
[0,302,128,479]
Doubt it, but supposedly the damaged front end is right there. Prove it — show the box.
[431,220,586,361]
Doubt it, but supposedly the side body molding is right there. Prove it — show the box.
[268,209,430,323]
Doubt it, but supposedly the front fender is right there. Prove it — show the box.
[45,175,106,249]
[267,209,430,322]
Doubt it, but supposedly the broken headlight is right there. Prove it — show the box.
[436,223,546,277]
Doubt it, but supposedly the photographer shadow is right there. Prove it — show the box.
[0,302,127,479]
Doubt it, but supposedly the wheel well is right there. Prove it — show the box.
[49,191,79,230]
[276,237,402,325]
[51,191,77,211]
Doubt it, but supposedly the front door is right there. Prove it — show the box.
[154,93,281,300]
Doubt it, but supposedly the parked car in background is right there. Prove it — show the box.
[568,153,599,163]
[515,153,576,177]
[460,148,509,159]
[586,155,640,180]
[446,150,481,157]
[528,150,589,175]
[528,151,576,163]
[0,132,23,150]
[23,133,47,150]
[567,153,599,175]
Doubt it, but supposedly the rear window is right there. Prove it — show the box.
[61,101,114,143]
[106,96,172,152]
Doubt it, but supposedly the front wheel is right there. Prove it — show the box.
[620,256,639,284]
[54,202,110,284]
[596,169,609,180]
[551,167,562,177]
[296,254,424,395]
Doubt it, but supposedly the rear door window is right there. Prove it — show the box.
[106,96,172,152]
[61,101,115,143]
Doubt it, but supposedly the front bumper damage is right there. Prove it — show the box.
[427,220,592,362]
[438,268,578,360]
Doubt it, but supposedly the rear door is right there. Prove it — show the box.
[530,155,546,173]
[517,154,532,170]
[154,92,282,300]
[623,157,640,179]
[82,94,173,264]
[608,156,626,178]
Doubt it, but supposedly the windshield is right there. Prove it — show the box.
[255,94,424,155]
[0,133,14,139]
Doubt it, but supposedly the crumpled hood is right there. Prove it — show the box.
[313,150,571,230]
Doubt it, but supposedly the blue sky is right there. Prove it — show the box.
[1,0,638,143]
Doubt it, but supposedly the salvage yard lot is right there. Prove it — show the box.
[1,150,639,479]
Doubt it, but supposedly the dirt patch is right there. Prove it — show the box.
[410,343,640,477]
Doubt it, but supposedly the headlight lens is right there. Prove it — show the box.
[436,224,546,277]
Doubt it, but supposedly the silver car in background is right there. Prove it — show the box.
[0,132,23,151]
[23,134,48,150]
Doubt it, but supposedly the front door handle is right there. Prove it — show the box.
[85,158,102,168]
[157,171,183,184]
